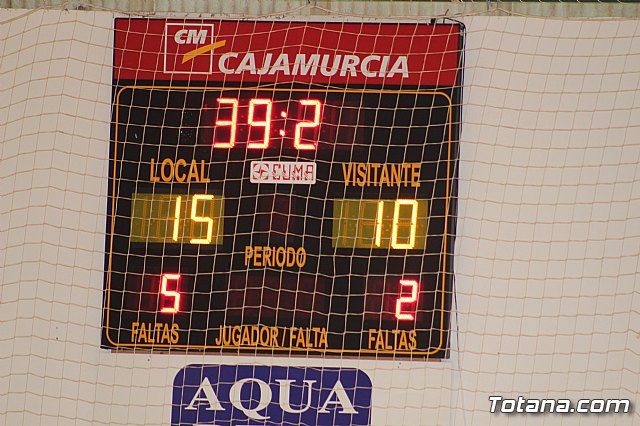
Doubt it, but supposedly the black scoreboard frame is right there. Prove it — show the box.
[102,19,465,360]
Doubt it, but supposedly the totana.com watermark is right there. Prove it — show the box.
[489,396,632,414]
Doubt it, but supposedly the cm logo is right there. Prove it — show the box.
[164,23,220,74]
[174,29,208,45]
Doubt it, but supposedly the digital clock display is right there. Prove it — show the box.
[206,96,322,149]
[103,19,463,359]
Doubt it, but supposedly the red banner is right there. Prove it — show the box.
[114,19,461,86]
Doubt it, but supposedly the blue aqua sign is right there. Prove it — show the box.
[172,365,372,425]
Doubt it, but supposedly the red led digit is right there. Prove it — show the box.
[247,98,272,149]
[213,98,238,148]
[294,99,321,150]
[160,273,181,314]
[395,279,419,321]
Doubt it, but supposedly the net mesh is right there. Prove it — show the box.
[0,6,639,426]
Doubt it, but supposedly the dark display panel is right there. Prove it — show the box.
[103,85,458,358]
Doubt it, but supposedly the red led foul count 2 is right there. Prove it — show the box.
[213,98,321,149]
[396,279,419,321]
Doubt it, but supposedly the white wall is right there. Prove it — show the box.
[0,8,638,426]
[455,16,640,426]
[3,1,640,18]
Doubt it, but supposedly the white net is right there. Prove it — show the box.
[0,6,639,426]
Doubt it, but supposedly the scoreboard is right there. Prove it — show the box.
[103,19,463,359]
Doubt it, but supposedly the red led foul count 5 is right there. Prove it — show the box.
[212,97,321,149]
[160,274,181,314]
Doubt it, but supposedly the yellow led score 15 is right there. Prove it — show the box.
[130,193,224,244]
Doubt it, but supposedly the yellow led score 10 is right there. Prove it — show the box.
[333,199,429,250]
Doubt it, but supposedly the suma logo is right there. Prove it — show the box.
[172,365,372,425]
[250,161,317,184]
[164,23,226,74]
